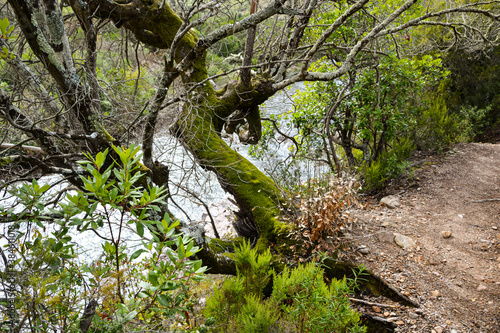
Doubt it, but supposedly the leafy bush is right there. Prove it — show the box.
[362,137,415,192]
[457,105,492,142]
[253,53,449,183]
[203,241,366,333]
[409,82,460,150]
[444,45,500,141]
[0,145,206,332]
[272,262,365,333]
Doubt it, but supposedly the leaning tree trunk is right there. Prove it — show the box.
[171,70,288,249]
[84,0,290,249]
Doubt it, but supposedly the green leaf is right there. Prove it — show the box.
[157,294,170,307]
[51,241,63,252]
[130,249,146,261]
[177,236,186,258]
[95,150,106,169]
[148,271,158,285]
[39,184,50,194]
[163,212,170,224]
[136,221,144,238]
[0,18,9,35]
[80,265,92,273]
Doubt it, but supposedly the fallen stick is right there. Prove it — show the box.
[349,297,397,308]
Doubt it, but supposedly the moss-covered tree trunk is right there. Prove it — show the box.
[83,0,288,249]
[169,40,288,250]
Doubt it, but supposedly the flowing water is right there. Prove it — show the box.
[0,83,324,262]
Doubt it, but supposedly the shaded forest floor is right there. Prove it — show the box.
[350,143,500,332]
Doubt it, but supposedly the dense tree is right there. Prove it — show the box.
[1,0,499,304]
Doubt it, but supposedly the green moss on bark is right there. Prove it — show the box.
[175,101,286,248]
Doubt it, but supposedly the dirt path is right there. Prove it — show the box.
[351,143,500,332]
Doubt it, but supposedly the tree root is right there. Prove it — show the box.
[360,313,397,333]
[322,258,419,308]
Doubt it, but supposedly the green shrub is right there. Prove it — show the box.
[204,277,246,332]
[234,240,273,298]
[237,294,279,333]
[273,262,365,333]
[457,105,492,142]
[0,145,207,332]
[203,242,366,332]
[362,137,415,191]
[413,93,460,149]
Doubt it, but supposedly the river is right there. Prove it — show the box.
[0,83,324,261]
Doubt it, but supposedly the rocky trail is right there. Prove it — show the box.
[350,143,500,332]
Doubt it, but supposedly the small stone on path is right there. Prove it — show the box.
[477,284,488,291]
[358,247,370,255]
[372,306,381,313]
[430,290,441,298]
[441,231,452,238]
[408,312,419,319]
[380,195,401,209]
[394,233,416,250]
[434,326,444,333]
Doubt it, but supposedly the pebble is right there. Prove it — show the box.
[395,321,405,325]
[380,195,401,209]
[381,220,392,227]
[394,233,416,250]
[441,230,452,238]
[372,306,381,313]
[473,275,485,281]
[477,284,488,291]
[434,326,443,333]
[430,290,442,298]
[384,311,390,317]
[492,226,498,230]
[358,246,370,255]
[408,312,419,319]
